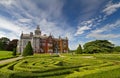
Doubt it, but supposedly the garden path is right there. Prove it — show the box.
[0,56,23,64]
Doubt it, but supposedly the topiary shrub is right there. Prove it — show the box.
[75,44,82,54]
[22,41,33,56]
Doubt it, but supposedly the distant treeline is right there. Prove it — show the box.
[1,37,120,54]
[0,37,18,51]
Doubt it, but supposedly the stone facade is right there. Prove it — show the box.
[17,26,68,54]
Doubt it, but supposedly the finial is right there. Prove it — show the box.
[21,31,23,34]
[66,36,68,40]
[50,33,52,36]
[37,25,40,29]
[59,36,61,39]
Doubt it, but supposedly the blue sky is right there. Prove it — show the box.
[0,0,120,50]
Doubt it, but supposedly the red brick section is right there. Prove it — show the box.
[38,37,68,53]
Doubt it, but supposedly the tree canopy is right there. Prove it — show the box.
[7,39,18,51]
[0,37,18,51]
[113,46,120,52]
[0,37,10,50]
[83,40,114,54]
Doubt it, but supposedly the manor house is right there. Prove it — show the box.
[17,26,68,54]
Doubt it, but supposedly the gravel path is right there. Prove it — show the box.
[0,57,23,64]
[81,56,94,58]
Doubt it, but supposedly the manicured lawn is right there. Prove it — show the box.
[0,53,120,78]
[0,51,14,60]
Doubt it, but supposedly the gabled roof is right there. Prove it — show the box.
[21,34,31,39]
[33,35,48,39]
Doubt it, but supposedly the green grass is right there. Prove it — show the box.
[0,53,120,78]
[0,51,14,60]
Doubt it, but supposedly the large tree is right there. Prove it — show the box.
[6,39,18,51]
[83,40,114,54]
[0,37,10,50]
[75,44,82,54]
[22,41,33,56]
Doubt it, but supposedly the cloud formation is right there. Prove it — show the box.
[0,0,120,50]
[75,26,91,36]
[0,0,73,38]
[103,1,120,15]
[87,20,120,39]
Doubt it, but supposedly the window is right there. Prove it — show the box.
[63,41,66,44]
[48,49,53,52]
[42,43,45,46]
[48,43,52,46]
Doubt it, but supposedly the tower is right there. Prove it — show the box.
[35,25,41,35]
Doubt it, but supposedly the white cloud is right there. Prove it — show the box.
[64,32,75,41]
[0,16,33,39]
[75,26,91,36]
[0,30,18,40]
[103,2,120,15]
[0,0,15,5]
[87,20,120,39]
[0,0,75,42]
[0,31,6,38]
[76,1,120,37]
[0,17,20,33]
[39,19,75,41]
[87,33,120,39]
[81,20,94,26]
[75,13,108,36]
[74,19,95,36]
[18,18,32,23]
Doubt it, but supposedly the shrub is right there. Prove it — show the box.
[12,48,16,56]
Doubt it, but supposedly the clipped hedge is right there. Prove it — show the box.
[66,65,120,78]
[0,54,120,78]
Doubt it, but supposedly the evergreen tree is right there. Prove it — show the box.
[13,48,16,56]
[22,41,33,56]
[75,44,82,54]
[83,40,114,54]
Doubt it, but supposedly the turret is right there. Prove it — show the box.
[30,32,33,37]
[35,25,41,35]
[66,36,68,40]
[59,36,61,39]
